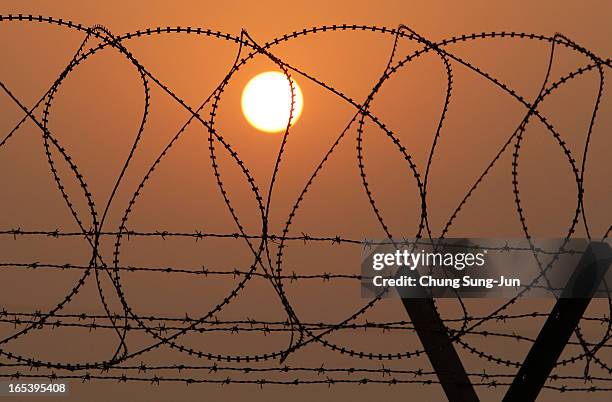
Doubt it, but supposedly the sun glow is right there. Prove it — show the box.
[241,71,304,133]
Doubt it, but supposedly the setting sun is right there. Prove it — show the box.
[241,71,304,133]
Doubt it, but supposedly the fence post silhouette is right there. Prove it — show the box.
[503,242,612,402]
[398,266,479,402]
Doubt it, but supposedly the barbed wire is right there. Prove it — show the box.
[0,13,610,395]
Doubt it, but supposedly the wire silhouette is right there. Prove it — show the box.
[0,15,611,396]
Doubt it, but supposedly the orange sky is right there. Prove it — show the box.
[0,1,610,401]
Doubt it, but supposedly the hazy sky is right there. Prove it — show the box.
[0,1,610,401]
